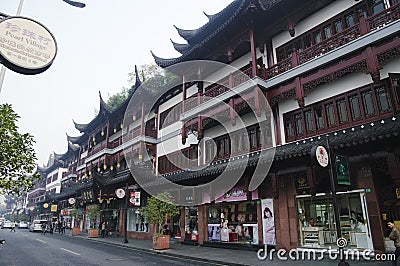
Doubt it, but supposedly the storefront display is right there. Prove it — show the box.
[184,207,198,241]
[296,190,373,250]
[207,198,258,244]
[127,209,149,232]
[261,198,276,245]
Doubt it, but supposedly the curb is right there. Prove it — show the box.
[73,235,250,266]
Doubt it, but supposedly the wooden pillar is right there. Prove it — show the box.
[182,77,187,145]
[179,207,185,243]
[365,46,381,83]
[105,120,110,149]
[197,205,207,245]
[230,98,236,126]
[273,104,282,145]
[197,80,203,140]
[295,77,304,108]
[139,102,145,160]
[249,24,258,78]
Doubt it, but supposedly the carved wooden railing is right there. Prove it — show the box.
[264,3,400,80]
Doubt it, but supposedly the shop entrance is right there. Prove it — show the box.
[297,190,373,250]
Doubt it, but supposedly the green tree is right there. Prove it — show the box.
[141,192,180,236]
[0,104,40,194]
[86,204,100,229]
[106,63,179,108]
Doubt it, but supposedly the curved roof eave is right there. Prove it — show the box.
[170,39,190,54]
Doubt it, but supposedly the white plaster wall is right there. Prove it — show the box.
[272,0,358,62]
[157,133,198,157]
[380,57,400,79]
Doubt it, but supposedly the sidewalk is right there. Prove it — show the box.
[71,231,392,266]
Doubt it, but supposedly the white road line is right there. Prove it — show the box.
[35,239,46,243]
[60,248,81,256]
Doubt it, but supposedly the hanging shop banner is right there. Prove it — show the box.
[261,198,276,245]
[129,191,141,206]
[0,16,57,75]
[51,204,58,212]
[335,155,351,186]
[215,187,258,203]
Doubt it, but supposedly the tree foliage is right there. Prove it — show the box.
[141,192,180,236]
[0,104,40,194]
[86,204,100,228]
[106,63,179,108]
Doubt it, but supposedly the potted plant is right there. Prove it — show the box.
[142,192,180,250]
[70,208,81,236]
[86,204,100,238]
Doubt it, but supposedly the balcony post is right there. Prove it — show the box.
[182,76,187,145]
[249,23,258,78]
[359,14,368,35]
[197,79,203,140]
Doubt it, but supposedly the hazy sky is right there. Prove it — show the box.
[0,0,234,166]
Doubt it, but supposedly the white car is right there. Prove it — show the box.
[18,221,29,229]
[29,220,47,232]
[1,221,14,229]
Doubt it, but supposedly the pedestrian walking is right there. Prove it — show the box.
[41,221,46,235]
[388,221,400,266]
[101,221,106,238]
[10,221,16,233]
[61,219,66,234]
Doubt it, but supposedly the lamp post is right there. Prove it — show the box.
[0,0,85,95]
[123,182,129,244]
[326,137,349,266]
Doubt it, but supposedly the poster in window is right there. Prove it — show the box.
[261,198,276,245]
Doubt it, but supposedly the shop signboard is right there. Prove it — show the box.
[215,187,258,203]
[335,155,351,185]
[0,16,57,75]
[294,176,310,195]
[51,204,58,212]
[129,191,141,206]
[261,198,276,245]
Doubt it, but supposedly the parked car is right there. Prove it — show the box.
[18,221,29,229]
[29,220,47,232]
[1,221,14,229]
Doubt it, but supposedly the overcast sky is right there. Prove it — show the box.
[0,0,234,166]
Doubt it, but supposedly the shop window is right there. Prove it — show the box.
[345,12,356,27]
[336,98,349,124]
[285,115,295,138]
[389,74,400,108]
[334,19,344,33]
[314,105,325,131]
[249,128,257,149]
[375,86,391,112]
[127,209,149,233]
[323,25,333,39]
[313,30,322,44]
[304,109,314,133]
[362,90,376,117]
[325,102,336,127]
[297,191,373,250]
[349,94,362,121]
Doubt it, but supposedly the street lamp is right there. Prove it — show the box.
[313,137,350,266]
[123,183,129,244]
[0,0,85,95]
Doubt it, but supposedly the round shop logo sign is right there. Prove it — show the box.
[115,188,126,199]
[0,16,57,75]
[314,145,329,167]
[68,198,76,205]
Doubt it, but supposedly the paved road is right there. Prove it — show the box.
[0,229,222,266]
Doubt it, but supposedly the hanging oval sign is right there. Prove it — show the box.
[68,198,76,205]
[0,16,57,75]
[115,188,126,199]
[43,203,49,209]
[311,145,329,167]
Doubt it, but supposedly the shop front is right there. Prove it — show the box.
[296,190,373,250]
[184,207,198,242]
[206,187,259,245]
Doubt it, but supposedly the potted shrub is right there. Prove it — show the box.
[70,209,81,236]
[86,204,100,238]
[142,192,180,250]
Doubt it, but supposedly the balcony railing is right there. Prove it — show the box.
[266,4,400,79]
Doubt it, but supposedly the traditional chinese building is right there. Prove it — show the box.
[149,0,400,252]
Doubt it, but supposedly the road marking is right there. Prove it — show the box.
[35,239,46,243]
[60,248,80,256]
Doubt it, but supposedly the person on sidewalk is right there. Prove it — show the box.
[10,221,16,233]
[61,219,66,234]
[388,221,400,266]
[101,221,107,238]
[41,222,47,235]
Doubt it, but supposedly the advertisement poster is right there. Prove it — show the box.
[261,198,276,245]
[208,224,220,241]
